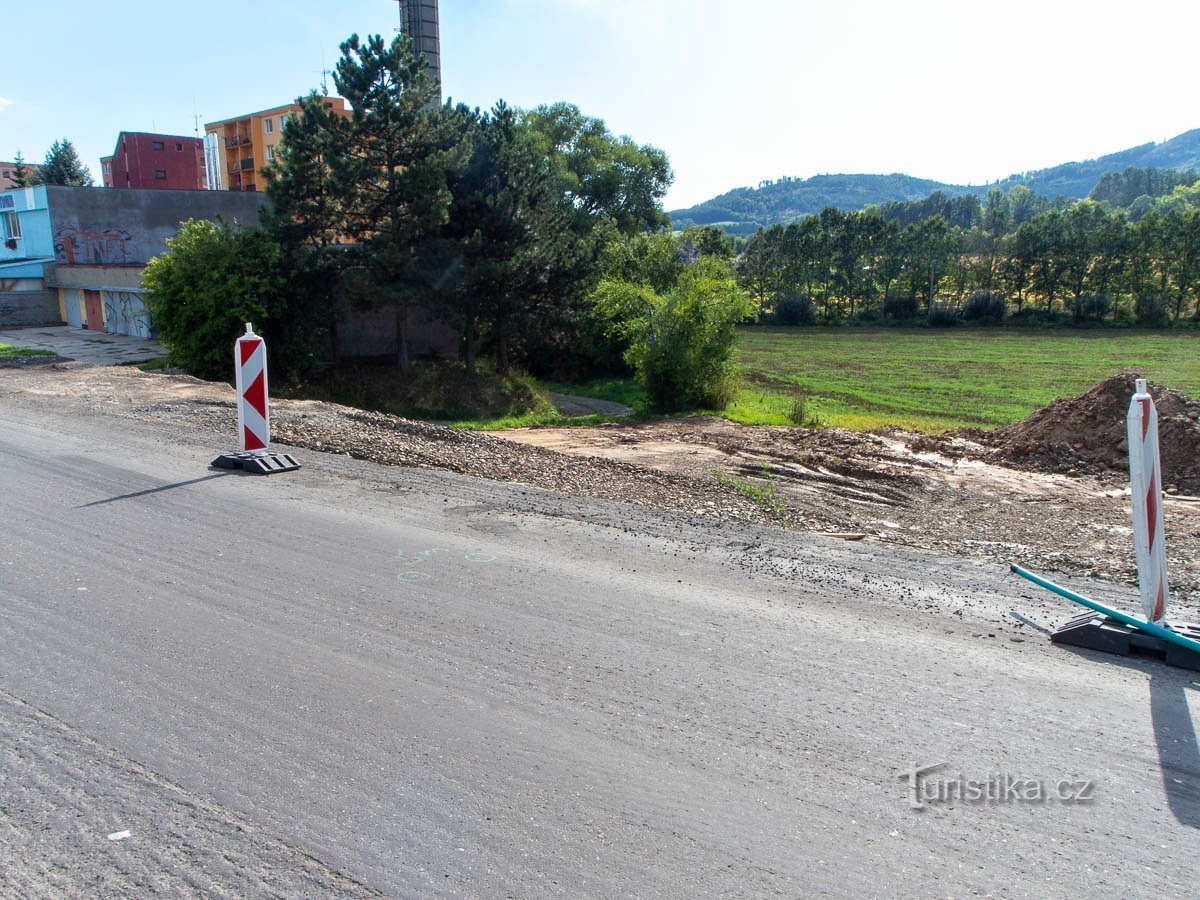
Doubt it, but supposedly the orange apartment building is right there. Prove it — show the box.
[203,96,347,192]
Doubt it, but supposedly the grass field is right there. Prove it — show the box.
[729,327,1200,432]
[0,343,52,358]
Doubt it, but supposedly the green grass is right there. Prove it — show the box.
[734,327,1200,432]
[132,356,173,371]
[0,343,52,358]
[536,376,647,410]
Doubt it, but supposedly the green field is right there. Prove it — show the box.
[0,343,52,358]
[729,327,1200,432]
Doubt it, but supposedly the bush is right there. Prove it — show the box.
[1135,292,1170,327]
[962,290,1007,323]
[774,291,815,326]
[143,219,329,384]
[1077,294,1112,321]
[883,294,918,320]
[927,303,961,327]
[594,257,755,413]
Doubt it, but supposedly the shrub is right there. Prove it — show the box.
[594,257,755,413]
[144,219,330,383]
[774,291,816,326]
[786,390,823,427]
[1135,292,1170,327]
[927,303,961,327]
[962,290,1007,323]
[1077,294,1112,322]
[883,294,918,320]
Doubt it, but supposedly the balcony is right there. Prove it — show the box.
[239,158,255,170]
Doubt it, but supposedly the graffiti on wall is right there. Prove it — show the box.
[102,291,155,338]
[55,225,139,265]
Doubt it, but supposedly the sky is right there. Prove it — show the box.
[3,0,1199,211]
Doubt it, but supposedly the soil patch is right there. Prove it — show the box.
[957,374,1200,493]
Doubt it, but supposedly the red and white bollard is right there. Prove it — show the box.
[236,323,269,452]
[1127,378,1168,623]
[211,323,300,475]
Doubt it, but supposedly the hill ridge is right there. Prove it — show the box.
[670,128,1200,235]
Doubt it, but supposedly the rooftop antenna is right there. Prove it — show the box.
[316,49,331,96]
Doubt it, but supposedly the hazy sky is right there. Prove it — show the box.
[3,1,1198,210]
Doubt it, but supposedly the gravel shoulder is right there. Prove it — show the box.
[3,362,1197,606]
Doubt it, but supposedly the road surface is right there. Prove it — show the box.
[0,397,1197,897]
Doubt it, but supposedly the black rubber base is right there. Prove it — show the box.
[211,451,301,475]
[1051,613,1200,671]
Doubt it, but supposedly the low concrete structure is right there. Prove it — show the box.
[0,185,266,330]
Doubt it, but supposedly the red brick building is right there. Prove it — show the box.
[101,133,207,190]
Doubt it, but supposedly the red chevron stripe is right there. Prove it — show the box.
[243,424,266,451]
[1147,472,1158,548]
[240,339,261,367]
[244,370,267,419]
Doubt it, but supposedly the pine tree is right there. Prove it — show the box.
[10,151,29,188]
[332,33,459,371]
[35,138,93,187]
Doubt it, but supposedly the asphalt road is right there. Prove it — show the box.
[1,398,1198,898]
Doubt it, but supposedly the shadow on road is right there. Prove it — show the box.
[1059,644,1200,827]
[1150,669,1200,827]
[78,473,232,508]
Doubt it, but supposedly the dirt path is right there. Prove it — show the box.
[546,391,632,417]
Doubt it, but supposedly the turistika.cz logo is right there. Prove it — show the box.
[899,763,1097,810]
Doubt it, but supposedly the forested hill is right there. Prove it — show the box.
[671,128,1200,235]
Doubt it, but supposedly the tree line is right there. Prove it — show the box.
[737,184,1200,326]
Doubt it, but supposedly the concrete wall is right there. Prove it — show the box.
[45,185,267,266]
[0,287,60,326]
[336,304,458,360]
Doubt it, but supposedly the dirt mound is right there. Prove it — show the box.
[969,374,1200,492]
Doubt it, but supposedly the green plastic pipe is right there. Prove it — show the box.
[1011,563,1200,657]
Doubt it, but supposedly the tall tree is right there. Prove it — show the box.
[263,92,352,252]
[522,102,672,237]
[331,33,458,372]
[34,139,93,186]
[10,152,30,188]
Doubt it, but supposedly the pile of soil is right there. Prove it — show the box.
[965,374,1200,493]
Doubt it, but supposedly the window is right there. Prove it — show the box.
[264,145,274,161]
[280,114,289,128]
[3,211,21,239]
[155,170,167,180]
[152,141,164,150]
[176,143,183,151]
[264,118,274,134]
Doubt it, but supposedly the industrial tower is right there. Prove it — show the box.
[399,0,441,101]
